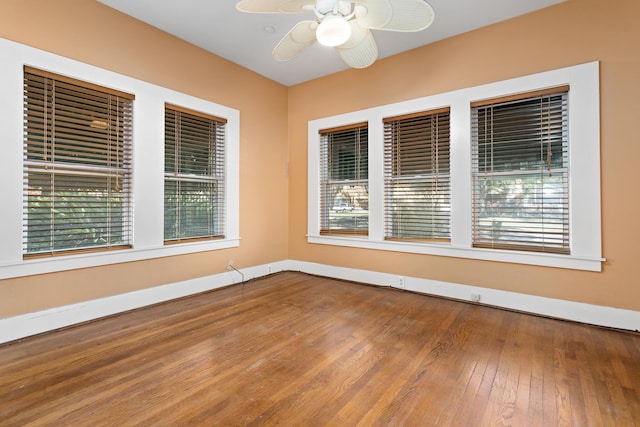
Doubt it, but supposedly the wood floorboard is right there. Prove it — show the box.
[1,271,639,426]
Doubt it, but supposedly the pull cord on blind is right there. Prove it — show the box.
[319,124,369,235]
[471,87,570,254]
[23,67,134,257]
[164,105,226,243]
[384,108,451,241]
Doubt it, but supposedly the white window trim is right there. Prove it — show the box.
[0,38,240,279]
[308,62,603,271]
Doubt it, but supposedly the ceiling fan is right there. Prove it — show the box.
[236,0,435,69]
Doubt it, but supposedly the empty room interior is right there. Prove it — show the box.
[1,0,639,425]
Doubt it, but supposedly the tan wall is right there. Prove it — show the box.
[0,0,289,317]
[288,0,640,311]
[1,0,638,319]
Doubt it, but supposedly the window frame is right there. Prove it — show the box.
[164,104,227,244]
[319,122,369,236]
[0,38,239,279]
[471,87,570,254]
[384,107,451,242]
[308,62,602,271]
[23,67,135,258]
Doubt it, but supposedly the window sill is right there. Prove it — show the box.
[0,238,241,280]
[307,235,603,272]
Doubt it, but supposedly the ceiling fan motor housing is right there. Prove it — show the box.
[315,0,353,16]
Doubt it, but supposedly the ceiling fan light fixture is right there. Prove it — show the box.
[316,15,351,47]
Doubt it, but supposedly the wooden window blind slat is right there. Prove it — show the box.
[23,69,133,258]
[165,103,227,124]
[470,85,569,108]
[319,122,368,135]
[383,107,451,123]
[24,66,135,100]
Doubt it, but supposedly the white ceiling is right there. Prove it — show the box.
[98,0,565,86]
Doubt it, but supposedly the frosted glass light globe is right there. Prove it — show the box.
[316,15,351,47]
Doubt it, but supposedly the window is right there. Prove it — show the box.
[1,38,242,279]
[23,67,133,257]
[164,104,226,243]
[471,88,569,254]
[319,123,369,235]
[308,62,601,271]
[384,108,451,241]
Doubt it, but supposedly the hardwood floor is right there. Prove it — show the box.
[1,272,639,426]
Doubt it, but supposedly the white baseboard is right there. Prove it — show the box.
[1,259,638,344]
[286,260,640,332]
[0,260,287,344]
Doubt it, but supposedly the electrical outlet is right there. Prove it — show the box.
[226,260,234,271]
[471,293,481,302]
[268,264,272,273]
[398,277,406,289]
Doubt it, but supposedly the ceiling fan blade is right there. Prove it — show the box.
[273,21,318,61]
[336,21,378,68]
[355,0,434,31]
[236,0,313,13]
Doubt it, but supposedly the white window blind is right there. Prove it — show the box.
[23,67,133,257]
[319,123,368,235]
[384,108,450,241]
[164,104,226,243]
[471,87,570,254]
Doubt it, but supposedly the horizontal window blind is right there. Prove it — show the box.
[319,124,368,235]
[164,104,226,243]
[384,108,450,241]
[471,88,569,254]
[23,67,133,257]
